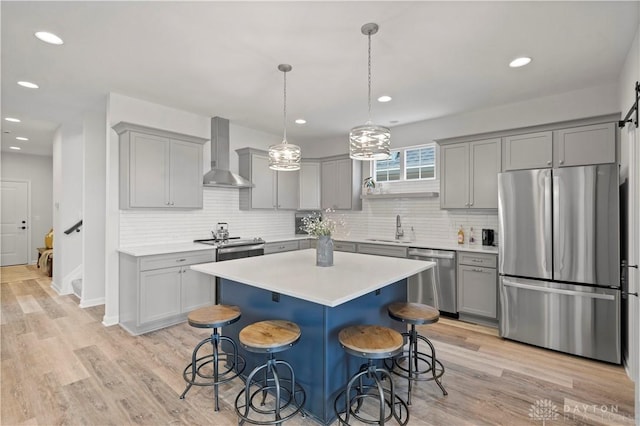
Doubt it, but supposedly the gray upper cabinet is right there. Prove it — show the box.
[503,122,615,170]
[237,148,299,210]
[440,138,501,209]
[554,122,616,167]
[299,161,321,210]
[503,131,553,171]
[114,122,206,209]
[321,156,362,210]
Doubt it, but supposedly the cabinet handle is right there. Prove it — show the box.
[559,160,564,165]
[547,160,552,165]
[473,268,491,273]
[469,202,474,206]
[170,202,175,206]
[166,202,171,205]
[176,258,186,262]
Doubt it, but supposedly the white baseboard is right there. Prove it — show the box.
[50,280,65,295]
[60,264,82,294]
[79,297,105,309]
[102,315,118,327]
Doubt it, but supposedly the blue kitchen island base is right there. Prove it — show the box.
[219,278,407,425]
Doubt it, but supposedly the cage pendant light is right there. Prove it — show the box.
[269,64,301,171]
[349,23,391,161]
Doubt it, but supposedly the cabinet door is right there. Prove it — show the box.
[321,160,337,210]
[139,267,181,324]
[554,122,615,167]
[181,268,213,313]
[251,153,276,209]
[440,144,469,208]
[299,162,321,210]
[276,170,299,209]
[169,140,203,208]
[457,265,497,318]
[503,131,552,171]
[129,132,170,207]
[469,138,501,209]
[335,159,353,209]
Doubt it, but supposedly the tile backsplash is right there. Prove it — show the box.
[120,180,498,247]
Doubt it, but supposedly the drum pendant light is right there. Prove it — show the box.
[269,64,301,171]
[349,23,391,161]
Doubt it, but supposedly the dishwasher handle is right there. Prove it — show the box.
[408,249,455,260]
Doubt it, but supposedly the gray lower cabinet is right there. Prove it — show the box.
[298,239,311,250]
[333,241,357,252]
[114,122,207,209]
[119,250,215,335]
[357,243,407,258]
[457,251,498,326]
[264,240,300,255]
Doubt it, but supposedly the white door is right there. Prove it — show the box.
[1,180,29,266]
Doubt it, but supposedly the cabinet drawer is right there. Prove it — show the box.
[333,241,357,253]
[458,252,497,268]
[298,240,311,250]
[140,251,215,271]
[264,240,300,254]
[357,243,407,258]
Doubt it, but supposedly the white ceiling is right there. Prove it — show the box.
[2,1,638,156]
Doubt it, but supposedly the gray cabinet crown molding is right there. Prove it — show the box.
[112,121,208,145]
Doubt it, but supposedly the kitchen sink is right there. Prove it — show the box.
[365,238,413,244]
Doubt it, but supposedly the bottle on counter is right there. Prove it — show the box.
[457,225,465,245]
[469,227,475,244]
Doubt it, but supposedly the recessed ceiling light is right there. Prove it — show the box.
[377,95,392,103]
[5,117,21,123]
[9,146,21,150]
[295,119,307,125]
[18,81,39,89]
[509,57,532,68]
[35,31,64,45]
[16,137,29,141]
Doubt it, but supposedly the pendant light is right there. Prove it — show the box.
[349,23,391,161]
[269,64,301,171]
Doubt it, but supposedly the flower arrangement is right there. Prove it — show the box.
[300,209,346,237]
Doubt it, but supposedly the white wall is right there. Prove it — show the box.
[52,123,84,294]
[302,83,620,158]
[81,102,107,307]
[0,152,53,264]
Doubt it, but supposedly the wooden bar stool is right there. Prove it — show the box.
[180,305,245,411]
[334,325,409,426]
[235,320,306,425]
[387,302,447,404]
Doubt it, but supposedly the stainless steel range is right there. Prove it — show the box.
[194,237,265,261]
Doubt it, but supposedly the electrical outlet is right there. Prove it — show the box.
[272,292,280,302]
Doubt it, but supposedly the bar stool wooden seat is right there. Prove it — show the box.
[235,320,306,425]
[180,304,245,411]
[334,325,409,425]
[386,302,447,404]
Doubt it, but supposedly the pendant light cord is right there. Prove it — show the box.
[367,30,372,122]
[283,69,288,144]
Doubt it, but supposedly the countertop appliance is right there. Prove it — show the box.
[498,164,620,363]
[407,248,457,316]
[194,237,265,261]
[482,229,494,246]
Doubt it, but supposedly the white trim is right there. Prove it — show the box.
[102,315,118,327]
[79,297,105,308]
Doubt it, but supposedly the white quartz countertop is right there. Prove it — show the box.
[341,238,499,254]
[118,242,216,257]
[191,249,435,307]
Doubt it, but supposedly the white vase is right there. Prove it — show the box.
[316,236,334,267]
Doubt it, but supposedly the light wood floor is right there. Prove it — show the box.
[1,265,635,425]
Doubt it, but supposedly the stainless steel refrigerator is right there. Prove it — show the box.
[498,164,620,363]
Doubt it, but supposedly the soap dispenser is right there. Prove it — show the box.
[457,225,464,245]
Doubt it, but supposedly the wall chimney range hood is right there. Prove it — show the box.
[203,117,253,188]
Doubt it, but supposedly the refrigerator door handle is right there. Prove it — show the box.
[552,174,563,274]
[502,280,616,300]
[543,172,553,277]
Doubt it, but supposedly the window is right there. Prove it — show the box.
[375,151,401,182]
[373,144,436,182]
[405,146,435,180]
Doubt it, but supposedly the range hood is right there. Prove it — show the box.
[203,117,253,188]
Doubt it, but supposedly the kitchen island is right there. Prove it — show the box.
[191,249,434,425]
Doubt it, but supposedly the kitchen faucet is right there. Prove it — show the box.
[395,215,404,240]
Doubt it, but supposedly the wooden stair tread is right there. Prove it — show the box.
[339,325,403,354]
[388,302,439,323]
[188,305,241,326]
[240,320,301,349]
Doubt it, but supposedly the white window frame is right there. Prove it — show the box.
[371,143,436,182]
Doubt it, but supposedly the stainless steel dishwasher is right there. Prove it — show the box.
[408,248,457,316]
